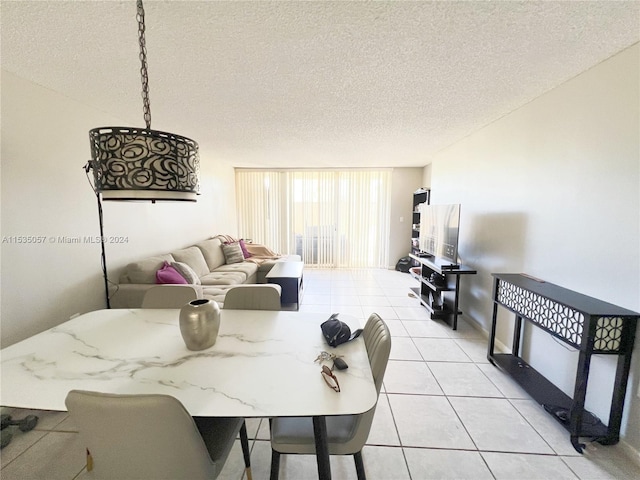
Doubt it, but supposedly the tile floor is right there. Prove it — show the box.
[2,268,639,479]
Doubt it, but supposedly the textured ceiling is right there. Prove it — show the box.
[2,1,639,168]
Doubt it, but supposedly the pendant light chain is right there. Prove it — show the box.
[136,0,151,130]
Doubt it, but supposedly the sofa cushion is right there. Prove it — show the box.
[200,271,247,286]
[201,285,236,307]
[124,254,176,284]
[156,261,188,284]
[196,239,226,271]
[171,246,210,278]
[222,242,244,264]
[214,261,258,279]
[171,262,201,285]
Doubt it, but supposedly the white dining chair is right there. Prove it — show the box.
[65,390,252,480]
[269,313,391,480]
[141,285,199,308]
[223,284,282,310]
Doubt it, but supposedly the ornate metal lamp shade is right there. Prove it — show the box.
[88,0,200,202]
[89,126,200,201]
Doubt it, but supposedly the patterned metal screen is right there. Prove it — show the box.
[496,280,625,353]
[89,127,200,201]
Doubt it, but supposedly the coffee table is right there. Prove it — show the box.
[266,261,304,310]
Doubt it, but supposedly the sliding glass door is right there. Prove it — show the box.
[236,169,391,268]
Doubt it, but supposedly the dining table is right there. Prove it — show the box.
[0,308,377,480]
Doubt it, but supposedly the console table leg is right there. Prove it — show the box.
[487,278,499,362]
[570,348,593,453]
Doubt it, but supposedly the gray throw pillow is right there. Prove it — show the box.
[171,261,202,285]
[222,242,244,264]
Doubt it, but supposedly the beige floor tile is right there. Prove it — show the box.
[302,293,331,305]
[389,337,423,361]
[404,447,494,479]
[385,295,420,307]
[363,306,400,319]
[427,362,502,397]
[1,431,85,480]
[393,306,432,320]
[402,319,451,338]
[384,360,444,395]
[366,394,401,446]
[384,319,410,337]
[329,305,364,320]
[361,445,411,480]
[477,363,530,399]
[412,338,472,362]
[449,397,553,454]
[509,399,582,456]
[359,295,391,307]
[388,394,475,449]
[482,451,578,479]
[561,443,640,480]
[454,338,491,363]
[0,428,48,466]
[446,318,485,339]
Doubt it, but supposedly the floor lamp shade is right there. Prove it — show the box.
[89,127,200,201]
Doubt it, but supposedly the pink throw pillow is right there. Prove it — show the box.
[156,261,188,284]
[239,239,252,258]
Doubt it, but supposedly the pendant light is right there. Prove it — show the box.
[87,0,200,202]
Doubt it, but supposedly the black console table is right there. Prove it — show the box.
[488,273,639,453]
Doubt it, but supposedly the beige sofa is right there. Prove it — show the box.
[110,237,300,308]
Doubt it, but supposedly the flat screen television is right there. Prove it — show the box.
[418,203,461,266]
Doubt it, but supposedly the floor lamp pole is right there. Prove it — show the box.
[96,193,111,309]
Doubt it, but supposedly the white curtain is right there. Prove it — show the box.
[235,169,391,268]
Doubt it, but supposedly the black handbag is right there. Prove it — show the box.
[321,314,363,347]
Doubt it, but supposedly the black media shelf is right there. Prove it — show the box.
[488,274,639,453]
[409,254,476,329]
[419,278,453,293]
[410,189,430,263]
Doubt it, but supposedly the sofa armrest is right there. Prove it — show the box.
[110,284,204,309]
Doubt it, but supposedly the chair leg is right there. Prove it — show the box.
[354,451,366,480]
[270,449,281,480]
[239,421,252,480]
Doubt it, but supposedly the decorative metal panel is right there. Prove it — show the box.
[89,127,200,199]
[496,280,624,353]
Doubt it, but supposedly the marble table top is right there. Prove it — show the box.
[1,309,377,418]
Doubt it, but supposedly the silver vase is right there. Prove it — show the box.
[179,299,220,351]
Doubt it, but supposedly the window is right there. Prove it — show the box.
[236,169,391,268]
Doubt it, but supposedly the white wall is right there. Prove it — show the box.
[1,70,237,348]
[429,45,640,454]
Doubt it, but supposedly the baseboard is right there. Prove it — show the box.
[462,315,509,353]
[619,438,640,469]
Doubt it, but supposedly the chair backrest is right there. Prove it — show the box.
[340,313,391,451]
[65,390,217,480]
[362,313,392,394]
[141,285,199,309]
[223,284,282,310]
